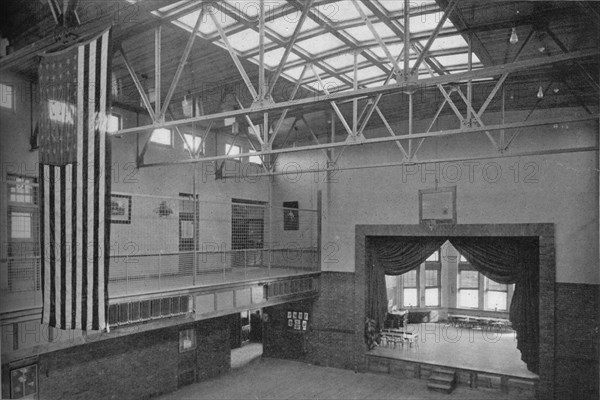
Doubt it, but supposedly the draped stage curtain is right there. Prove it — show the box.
[365,236,539,374]
[366,237,446,330]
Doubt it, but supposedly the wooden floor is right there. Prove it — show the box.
[371,323,537,379]
[157,357,534,400]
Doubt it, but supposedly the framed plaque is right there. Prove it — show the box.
[419,187,456,225]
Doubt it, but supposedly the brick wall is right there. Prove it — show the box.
[306,272,362,371]
[2,316,232,400]
[554,283,599,400]
[263,300,313,361]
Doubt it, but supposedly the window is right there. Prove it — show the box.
[9,176,37,204]
[426,250,439,262]
[402,269,418,307]
[150,128,173,146]
[107,113,122,134]
[458,265,479,308]
[6,175,40,292]
[459,254,467,262]
[225,143,241,160]
[485,278,508,311]
[183,133,203,154]
[10,212,32,239]
[1,83,14,109]
[249,149,263,165]
[425,265,440,307]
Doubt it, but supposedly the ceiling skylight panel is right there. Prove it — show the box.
[226,29,272,53]
[296,33,346,54]
[409,14,454,33]
[344,22,396,43]
[283,65,308,81]
[251,47,301,68]
[322,4,362,24]
[306,76,347,93]
[378,0,438,13]
[224,0,288,19]
[355,65,387,81]
[369,43,404,60]
[266,14,321,38]
[193,8,238,35]
[322,53,367,70]
[435,53,481,67]
[421,35,469,51]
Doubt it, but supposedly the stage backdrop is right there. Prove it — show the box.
[38,28,112,331]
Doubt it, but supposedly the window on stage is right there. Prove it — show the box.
[485,278,509,311]
[402,269,418,307]
[458,264,479,308]
[425,264,441,307]
[426,249,439,262]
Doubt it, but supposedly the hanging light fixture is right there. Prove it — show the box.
[537,85,544,99]
[509,27,519,45]
[182,93,192,117]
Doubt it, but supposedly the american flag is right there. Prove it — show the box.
[38,29,112,331]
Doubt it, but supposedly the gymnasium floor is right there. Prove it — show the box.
[157,356,534,400]
[370,323,537,379]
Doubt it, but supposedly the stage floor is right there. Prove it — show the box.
[369,323,537,379]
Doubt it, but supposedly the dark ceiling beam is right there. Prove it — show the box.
[0,0,176,71]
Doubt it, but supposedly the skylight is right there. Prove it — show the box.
[158,0,482,95]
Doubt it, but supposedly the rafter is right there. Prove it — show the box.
[114,48,599,137]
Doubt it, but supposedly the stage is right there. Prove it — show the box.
[367,323,538,396]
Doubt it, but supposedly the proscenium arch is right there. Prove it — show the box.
[354,224,555,400]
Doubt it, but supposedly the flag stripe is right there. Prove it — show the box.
[81,42,89,331]
[49,166,56,327]
[59,166,66,328]
[98,31,109,329]
[42,165,50,325]
[64,163,72,329]
[75,44,84,330]
[87,38,96,330]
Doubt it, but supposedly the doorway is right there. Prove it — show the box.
[231,309,264,369]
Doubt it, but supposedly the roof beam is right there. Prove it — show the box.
[267,0,314,96]
[411,0,459,75]
[114,48,600,136]
[209,10,260,102]
[137,114,598,167]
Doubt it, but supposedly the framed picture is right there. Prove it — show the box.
[283,201,299,230]
[179,328,196,353]
[303,312,309,320]
[302,320,307,330]
[419,187,456,226]
[287,311,292,318]
[288,319,293,327]
[110,194,132,224]
[292,311,297,319]
[10,364,38,399]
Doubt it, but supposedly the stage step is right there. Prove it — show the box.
[427,368,456,394]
